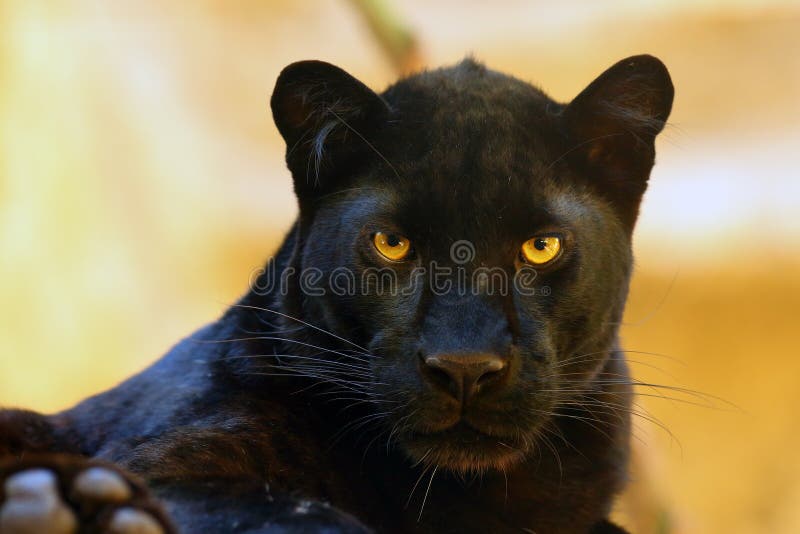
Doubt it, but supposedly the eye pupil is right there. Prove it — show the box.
[373,232,412,261]
[520,235,562,266]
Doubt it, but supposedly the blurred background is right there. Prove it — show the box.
[1,0,798,532]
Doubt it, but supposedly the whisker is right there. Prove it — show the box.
[328,411,393,448]
[410,446,432,469]
[230,304,370,353]
[204,336,372,364]
[244,371,377,394]
[387,409,418,453]
[224,353,370,371]
[417,465,438,522]
[537,430,563,482]
[553,349,685,369]
[405,464,432,509]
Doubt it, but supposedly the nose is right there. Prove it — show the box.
[419,352,508,404]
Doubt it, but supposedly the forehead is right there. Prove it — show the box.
[389,160,562,246]
[381,60,558,169]
[365,63,574,243]
[340,170,596,257]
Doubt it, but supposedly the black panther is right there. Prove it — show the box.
[0,54,673,533]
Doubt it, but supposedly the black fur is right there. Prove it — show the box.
[0,55,672,533]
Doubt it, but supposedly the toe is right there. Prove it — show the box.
[3,469,58,499]
[0,470,77,534]
[108,507,164,534]
[72,467,132,503]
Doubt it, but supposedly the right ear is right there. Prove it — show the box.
[271,61,391,199]
[562,55,674,228]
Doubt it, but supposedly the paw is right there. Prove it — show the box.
[0,455,173,534]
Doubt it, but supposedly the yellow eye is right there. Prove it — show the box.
[520,236,562,265]
[373,232,412,261]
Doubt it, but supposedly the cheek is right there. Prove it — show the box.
[533,274,628,385]
[512,293,603,386]
[351,270,424,332]
[514,332,558,397]
[367,334,425,398]
[511,297,557,355]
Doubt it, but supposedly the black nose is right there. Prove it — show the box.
[420,352,508,403]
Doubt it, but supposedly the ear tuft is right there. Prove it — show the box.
[270,61,390,197]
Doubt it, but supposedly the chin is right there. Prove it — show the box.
[402,422,531,474]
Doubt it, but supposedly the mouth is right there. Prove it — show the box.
[402,421,529,473]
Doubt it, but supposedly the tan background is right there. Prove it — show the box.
[1,1,798,532]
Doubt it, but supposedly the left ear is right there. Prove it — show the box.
[563,54,674,228]
[270,60,391,200]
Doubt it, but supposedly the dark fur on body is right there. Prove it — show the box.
[0,55,673,533]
